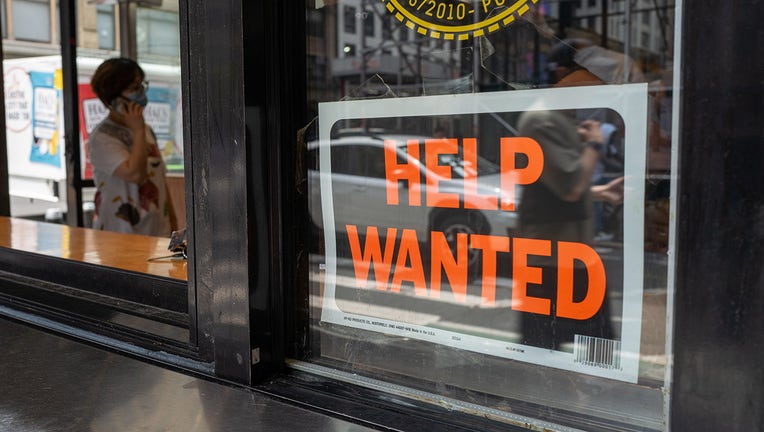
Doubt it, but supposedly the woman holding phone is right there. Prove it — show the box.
[88,57,176,236]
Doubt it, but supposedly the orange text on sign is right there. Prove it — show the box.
[345,224,606,320]
[384,137,543,211]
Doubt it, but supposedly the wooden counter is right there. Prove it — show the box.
[0,217,187,281]
[166,174,186,229]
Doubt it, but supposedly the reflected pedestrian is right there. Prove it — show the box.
[517,41,622,349]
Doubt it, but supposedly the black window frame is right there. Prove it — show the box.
[343,5,356,34]
[362,10,374,38]
[0,0,761,430]
[243,1,764,430]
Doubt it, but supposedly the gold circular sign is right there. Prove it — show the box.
[382,0,538,40]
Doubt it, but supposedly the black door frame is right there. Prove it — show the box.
[0,0,762,429]
[670,1,764,430]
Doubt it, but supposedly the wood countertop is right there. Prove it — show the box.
[0,216,187,281]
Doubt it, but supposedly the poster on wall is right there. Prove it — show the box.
[317,85,647,383]
[4,67,66,181]
[29,71,63,168]
[4,68,33,135]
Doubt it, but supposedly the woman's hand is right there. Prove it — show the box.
[117,100,146,133]
[112,100,149,184]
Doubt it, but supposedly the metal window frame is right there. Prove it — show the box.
[669,0,764,430]
[5,0,54,43]
[239,0,764,430]
[0,0,761,429]
[0,0,262,384]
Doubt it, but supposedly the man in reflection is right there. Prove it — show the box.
[517,40,624,350]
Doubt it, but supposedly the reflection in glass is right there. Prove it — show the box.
[11,0,51,42]
[96,5,116,50]
[299,1,676,430]
[3,0,186,282]
[137,7,180,59]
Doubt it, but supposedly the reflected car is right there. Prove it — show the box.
[308,134,519,265]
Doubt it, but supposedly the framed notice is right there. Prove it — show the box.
[317,85,647,382]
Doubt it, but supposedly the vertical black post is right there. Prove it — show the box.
[557,0,573,39]
[119,1,138,60]
[185,0,253,383]
[600,0,608,47]
[532,29,540,85]
[0,39,11,217]
[249,0,307,382]
[60,0,83,227]
[671,1,764,430]
[178,0,199,352]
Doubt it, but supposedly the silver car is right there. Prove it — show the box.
[308,134,519,265]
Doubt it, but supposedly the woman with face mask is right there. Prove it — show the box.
[88,57,177,236]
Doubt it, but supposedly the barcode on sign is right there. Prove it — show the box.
[573,335,622,370]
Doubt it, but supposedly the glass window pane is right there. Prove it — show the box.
[96,5,115,50]
[12,0,50,42]
[137,8,180,58]
[1,0,188,342]
[363,11,374,38]
[381,16,391,40]
[2,0,7,39]
[297,1,678,430]
[343,6,356,34]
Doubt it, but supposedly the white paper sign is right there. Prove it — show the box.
[318,85,648,383]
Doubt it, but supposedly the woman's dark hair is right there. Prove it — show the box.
[90,57,145,106]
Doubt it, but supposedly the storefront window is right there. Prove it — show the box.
[136,7,180,59]
[3,0,185,247]
[96,5,116,51]
[343,6,357,34]
[10,0,51,43]
[1,0,188,342]
[296,0,676,430]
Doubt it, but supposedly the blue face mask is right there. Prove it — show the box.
[125,88,148,107]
